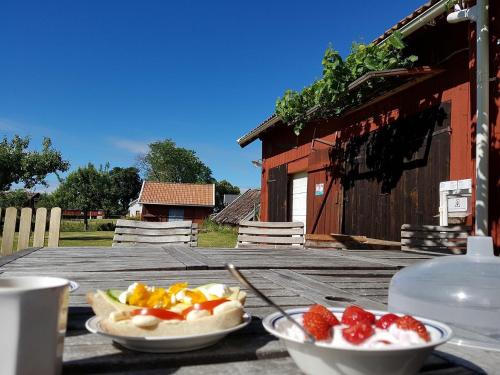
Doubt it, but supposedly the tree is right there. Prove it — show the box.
[137,138,239,212]
[108,167,142,215]
[138,139,213,184]
[0,135,69,190]
[0,190,29,208]
[35,192,58,209]
[215,180,240,212]
[54,164,109,230]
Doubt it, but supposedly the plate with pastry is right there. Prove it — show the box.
[85,281,250,352]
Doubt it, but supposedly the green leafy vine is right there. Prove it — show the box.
[275,32,418,134]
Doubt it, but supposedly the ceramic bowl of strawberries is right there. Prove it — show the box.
[262,304,452,375]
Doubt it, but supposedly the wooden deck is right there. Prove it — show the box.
[0,246,497,374]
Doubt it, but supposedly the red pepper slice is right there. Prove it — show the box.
[131,308,184,320]
[182,298,229,318]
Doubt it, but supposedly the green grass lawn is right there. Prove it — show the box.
[57,230,237,248]
[0,231,116,249]
[58,230,237,248]
[59,231,115,247]
[198,230,237,248]
[1,223,237,248]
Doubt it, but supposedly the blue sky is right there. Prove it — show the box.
[0,0,425,191]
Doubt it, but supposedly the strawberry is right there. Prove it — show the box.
[308,304,340,327]
[395,315,430,342]
[342,321,374,345]
[303,311,332,341]
[341,305,376,326]
[376,313,399,329]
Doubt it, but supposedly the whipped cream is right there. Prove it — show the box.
[118,282,139,304]
[197,283,231,299]
[281,315,430,349]
[174,289,188,304]
[173,283,231,304]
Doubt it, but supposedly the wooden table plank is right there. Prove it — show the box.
[0,246,189,273]
[164,246,210,270]
[185,247,403,270]
[0,247,42,267]
[263,269,387,310]
[0,246,496,374]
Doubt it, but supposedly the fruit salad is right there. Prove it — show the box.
[113,282,231,308]
[104,282,242,314]
[287,304,432,348]
[88,281,247,336]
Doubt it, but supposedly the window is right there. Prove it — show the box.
[168,208,184,222]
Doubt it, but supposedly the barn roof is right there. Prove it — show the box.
[237,0,447,148]
[139,181,215,207]
[212,189,261,225]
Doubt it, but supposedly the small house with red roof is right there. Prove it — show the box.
[138,181,215,223]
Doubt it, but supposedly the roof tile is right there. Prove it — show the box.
[139,181,215,207]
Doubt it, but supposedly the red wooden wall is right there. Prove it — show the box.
[258,9,500,249]
[141,204,213,224]
[260,20,476,241]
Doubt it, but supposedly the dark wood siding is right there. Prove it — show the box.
[267,165,288,221]
[342,103,451,241]
[141,205,213,224]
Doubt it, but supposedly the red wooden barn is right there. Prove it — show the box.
[62,209,105,219]
[138,181,215,224]
[238,0,500,250]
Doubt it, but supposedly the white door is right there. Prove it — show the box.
[291,172,308,228]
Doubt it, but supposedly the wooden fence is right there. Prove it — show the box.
[0,207,62,257]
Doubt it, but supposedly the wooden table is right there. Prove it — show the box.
[0,246,497,374]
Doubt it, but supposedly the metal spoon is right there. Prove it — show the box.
[226,263,316,343]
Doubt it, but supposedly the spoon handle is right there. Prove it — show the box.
[226,263,316,343]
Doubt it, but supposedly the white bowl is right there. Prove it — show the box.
[263,307,452,375]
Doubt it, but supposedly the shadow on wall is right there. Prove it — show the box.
[325,95,451,241]
[323,101,448,193]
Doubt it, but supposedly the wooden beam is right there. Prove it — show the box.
[33,208,48,247]
[17,207,32,251]
[1,207,17,256]
[347,66,437,91]
[113,234,192,243]
[116,219,192,229]
[239,221,303,228]
[48,207,62,248]
[237,235,303,245]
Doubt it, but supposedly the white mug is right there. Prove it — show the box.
[0,276,70,375]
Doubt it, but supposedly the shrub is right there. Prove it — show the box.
[60,219,117,232]
[124,215,141,221]
[95,222,116,231]
[60,221,84,232]
[201,218,237,234]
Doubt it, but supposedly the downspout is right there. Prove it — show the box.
[447,0,490,235]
